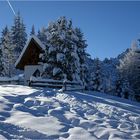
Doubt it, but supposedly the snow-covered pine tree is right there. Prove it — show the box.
[37,27,47,45]
[20,19,27,50]
[84,56,95,90]
[114,73,132,99]
[0,26,15,77]
[75,28,88,86]
[42,17,87,84]
[131,40,140,101]
[37,30,41,40]
[122,79,134,100]
[101,58,119,95]
[118,40,140,101]
[90,58,104,92]
[30,25,35,35]
[0,46,3,76]
[11,12,27,59]
[115,78,122,97]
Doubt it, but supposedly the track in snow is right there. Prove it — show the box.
[0,85,140,139]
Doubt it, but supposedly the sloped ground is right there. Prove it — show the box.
[0,85,140,140]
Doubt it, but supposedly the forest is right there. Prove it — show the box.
[0,12,140,102]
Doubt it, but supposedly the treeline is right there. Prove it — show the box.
[36,17,140,102]
[0,13,140,102]
[88,41,140,102]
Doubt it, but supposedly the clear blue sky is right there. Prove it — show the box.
[0,1,140,60]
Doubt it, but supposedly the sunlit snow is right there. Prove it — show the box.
[0,85,140,139]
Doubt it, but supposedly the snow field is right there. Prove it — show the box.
[0,85,140,139]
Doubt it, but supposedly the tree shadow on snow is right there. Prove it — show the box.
[0,122,48,139]
[2,87,57,117]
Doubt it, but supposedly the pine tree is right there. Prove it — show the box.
[0,26,15,77]
[101,58,119,94]
[115,78,122,97]
[41,17,87,83]
[37,27,47,45]
[114,74,132,99]
[75,28,88,85]
[90,58,104,92]
[0,47,3,76]
[20,19,27,49]
[118,40,140,101]
[30,25,35,35]
[11,12,27,59]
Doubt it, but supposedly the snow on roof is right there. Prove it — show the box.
[15,35,46,67]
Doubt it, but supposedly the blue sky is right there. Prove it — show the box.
[0,1,140,60]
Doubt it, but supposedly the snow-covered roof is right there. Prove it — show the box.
[15,35,46,70]
[31,35,45,50]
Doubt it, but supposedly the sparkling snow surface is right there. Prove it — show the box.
[0,85,140,139]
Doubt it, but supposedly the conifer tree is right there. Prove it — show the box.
[0,26,15,77]
[30,25,35,35]
[0,47,3,76]
[37,27,47,45]
[75,28,88,85]
[118,40,140,101]
[11,12,27,59]
[115,78,122,97]
[42,17,87,83]
[90,58,104,92]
